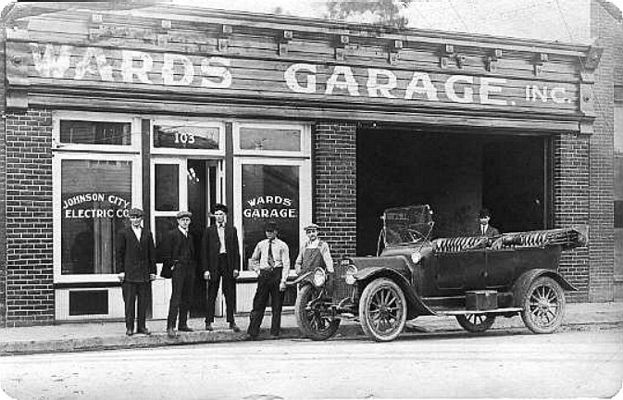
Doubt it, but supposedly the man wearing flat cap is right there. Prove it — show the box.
[115,208,157,336]
[160,210,197,338]
[295,223,334,276]
[201,203,241,332]
[246,221,291,340]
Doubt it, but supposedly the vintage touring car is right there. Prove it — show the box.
[294,205,587,342]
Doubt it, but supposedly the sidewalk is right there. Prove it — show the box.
[1,302,621,356]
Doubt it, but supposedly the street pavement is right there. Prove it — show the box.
[0,302,621,356]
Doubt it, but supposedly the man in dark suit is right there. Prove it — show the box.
[201,203,241,332]
[160,210,197,338]
[116,208,157,336]
[475,208,501,237]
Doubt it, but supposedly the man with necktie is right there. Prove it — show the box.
[160,210,197,338]
[201,203,241,332]
[246,221,291,340]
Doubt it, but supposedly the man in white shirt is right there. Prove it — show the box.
[246,222,290,339]
[295,223,333,275]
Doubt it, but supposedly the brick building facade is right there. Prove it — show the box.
[0,2,619,326]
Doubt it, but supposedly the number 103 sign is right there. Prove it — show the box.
[153,125,220,149]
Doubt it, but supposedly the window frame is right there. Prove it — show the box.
[233,121,311,158]
[150,118,226,156]
[53,149,142,284]
[52,111,141,153]
[233,156,312,279]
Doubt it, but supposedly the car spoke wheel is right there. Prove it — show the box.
[295,285,340,341]
[456,313,496,333]
[359,278,407,342]
[520,276,565,334]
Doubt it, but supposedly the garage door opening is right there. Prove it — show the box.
[356,127,551,256]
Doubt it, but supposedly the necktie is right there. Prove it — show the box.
[267,240,275,268]
[482,226,486,235]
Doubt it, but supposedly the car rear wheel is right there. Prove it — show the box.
[520,276,565,334]
[295,284,340,341]
[359,278,407,342]
[456,314,496,333]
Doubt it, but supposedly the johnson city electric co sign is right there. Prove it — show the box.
[23,44,575,108]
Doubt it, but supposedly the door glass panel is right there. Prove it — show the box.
[61,159,132,275]
[239,127,301,151]
[155,164,179,211]
[241,164,300,270]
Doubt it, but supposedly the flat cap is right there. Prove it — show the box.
[128,208,143,217]
[304,223,320,232]
[176,210,192,219]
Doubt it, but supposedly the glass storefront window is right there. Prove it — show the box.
[61,160,132,275]
[60,120,131,145]
[241,164,300,270]
[153,124,220,150]
[155,164,179,211]
[239,127,301,151]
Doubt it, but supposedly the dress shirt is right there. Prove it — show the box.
[217,224,226,254]
[481,225,488,235]
[295,239,334,273]
[131,225,142,241]
[178,226,188,237]
[250,238,291,282]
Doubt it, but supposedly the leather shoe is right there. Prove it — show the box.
[166,328,177,338]
[229,323,241,333]
[205,323,214,331]
[137,328,151,335]
[178,326,194,332]
[125,329,133,336]
[270,333,280,339]
[245,333,258,341]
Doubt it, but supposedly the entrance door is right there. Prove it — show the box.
[150,157,222,319]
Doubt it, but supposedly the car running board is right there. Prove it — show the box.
[434,307,523,316]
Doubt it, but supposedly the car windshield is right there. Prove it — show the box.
[383,205,434,245]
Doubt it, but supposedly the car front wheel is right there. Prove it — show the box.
[359,278,407,342]
[520,276,565,334]
[295,284,340,341]
[456,314,496,333]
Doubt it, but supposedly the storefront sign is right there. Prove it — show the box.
[25,44,574,109]
[243,195,297,219]
[62,192,130,219]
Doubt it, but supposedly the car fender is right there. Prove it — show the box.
[511,268,577,307]
[289,271,314,286]
[355,267,435,318]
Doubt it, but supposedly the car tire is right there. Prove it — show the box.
[456,314,496,333]
[520,276,566,334]
[295,284,340,341]
[359,278,407,342]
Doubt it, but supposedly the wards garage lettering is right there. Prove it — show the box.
[243,195,297,219]
[28,44,571,106]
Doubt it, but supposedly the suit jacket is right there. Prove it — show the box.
[115,226,157,282]
[474,224,500,237]
[160,228,197,278]
[201,224,240,276]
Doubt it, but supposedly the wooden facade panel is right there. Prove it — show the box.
[7,40,579,116]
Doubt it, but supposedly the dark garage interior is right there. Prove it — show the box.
[356,126,550,256]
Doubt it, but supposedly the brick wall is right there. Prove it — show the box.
[553,133,591,302]
[0,17,7,327]
[4,109,54,326]
[587,0,616,301]
[313,122,357,261]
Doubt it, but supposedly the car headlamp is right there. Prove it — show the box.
[410,251,423,264]
[312,268,326,287]
[345,265,358,285]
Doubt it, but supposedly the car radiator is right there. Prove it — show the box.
[332,263,355,302]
